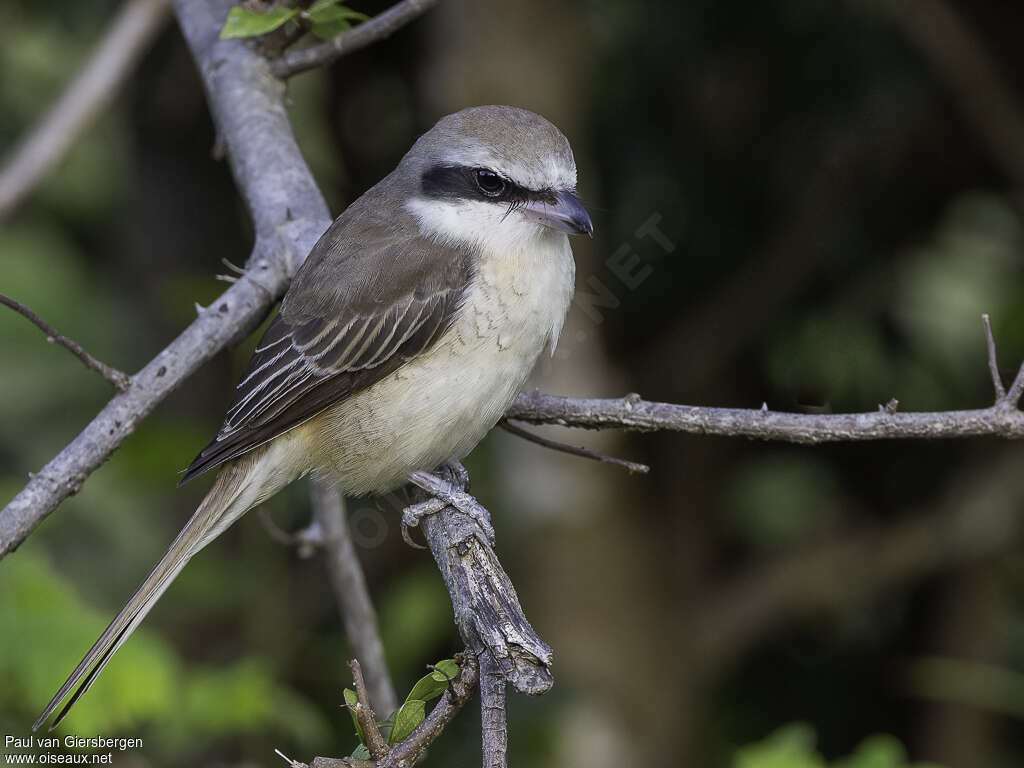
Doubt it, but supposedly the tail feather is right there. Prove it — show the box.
[33,455,262,731]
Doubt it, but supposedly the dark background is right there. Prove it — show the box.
[3,1,1024,766]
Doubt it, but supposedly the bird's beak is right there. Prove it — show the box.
[521,190,594,236]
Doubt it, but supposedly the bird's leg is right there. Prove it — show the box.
[402,467,495,544]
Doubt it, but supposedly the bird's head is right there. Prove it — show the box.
[400,105,593,252]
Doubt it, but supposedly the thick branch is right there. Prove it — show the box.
[270,0,438,79]
[311,482,398,717]
[0,0,332,559]
[0,292,131,391]
[400,467,553,768]
[0,0,172,222]
[507,392,1024,443]
[417,476,554,698]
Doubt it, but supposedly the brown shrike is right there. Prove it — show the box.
[35,105,592,730]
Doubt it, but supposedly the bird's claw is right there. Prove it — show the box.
[401,472,495,545]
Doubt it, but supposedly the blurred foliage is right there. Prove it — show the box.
[0,551,331,751]
[733,724,944,768]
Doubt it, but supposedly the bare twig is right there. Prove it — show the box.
[0,0,171,222]
[0,292,131,391]
[506,391,1024,443]
[1005,361,1024,408]
[270,0,438,79]
[0,0,333,559]
[311,482,398,717]
[982,314,1005,401]
[347,660,389,760]
[499,419,649,474]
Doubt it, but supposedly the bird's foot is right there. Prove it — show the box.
[447,460,471,491]
[402,468,495,545]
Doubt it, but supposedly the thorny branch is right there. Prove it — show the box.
[0,292,131,391]
[506,317,1024,443]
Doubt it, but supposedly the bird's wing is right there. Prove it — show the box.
[180,217,474,484]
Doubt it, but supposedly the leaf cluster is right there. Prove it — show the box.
[220,1,369,42]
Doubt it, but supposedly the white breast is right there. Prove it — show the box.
[311,232,575,495]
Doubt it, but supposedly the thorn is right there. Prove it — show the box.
[881,398,899,414]
[220,257,246,275]
[761,402,769,412]
[273,748,305,768]
[194,302,206,316]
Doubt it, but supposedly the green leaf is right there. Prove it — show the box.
[308,5,370,40]
[350,744,371,760]
[403,659,459,705]
[220,7,298,39]
[431,658,460,683]
[343,688,365,744]
[389,699,426,745]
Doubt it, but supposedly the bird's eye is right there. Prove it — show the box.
[475,169,506,197]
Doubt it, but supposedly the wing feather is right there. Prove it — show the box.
[180,226,474,484]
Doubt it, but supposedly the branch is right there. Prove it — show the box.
[269,0,439,79]
[0,0,172,222]
[499,419,649,474]
[478,654,508,768]
[311,482,398,717]
[0,292,131,391]
[347,660,389,760]
[305,654,479,768]
[506,391,1024,444]
[415,467,553,768]
[0,0,332,559]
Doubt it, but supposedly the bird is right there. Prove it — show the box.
[34,104,592,730]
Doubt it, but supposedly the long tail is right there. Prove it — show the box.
[33,449,272,731]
